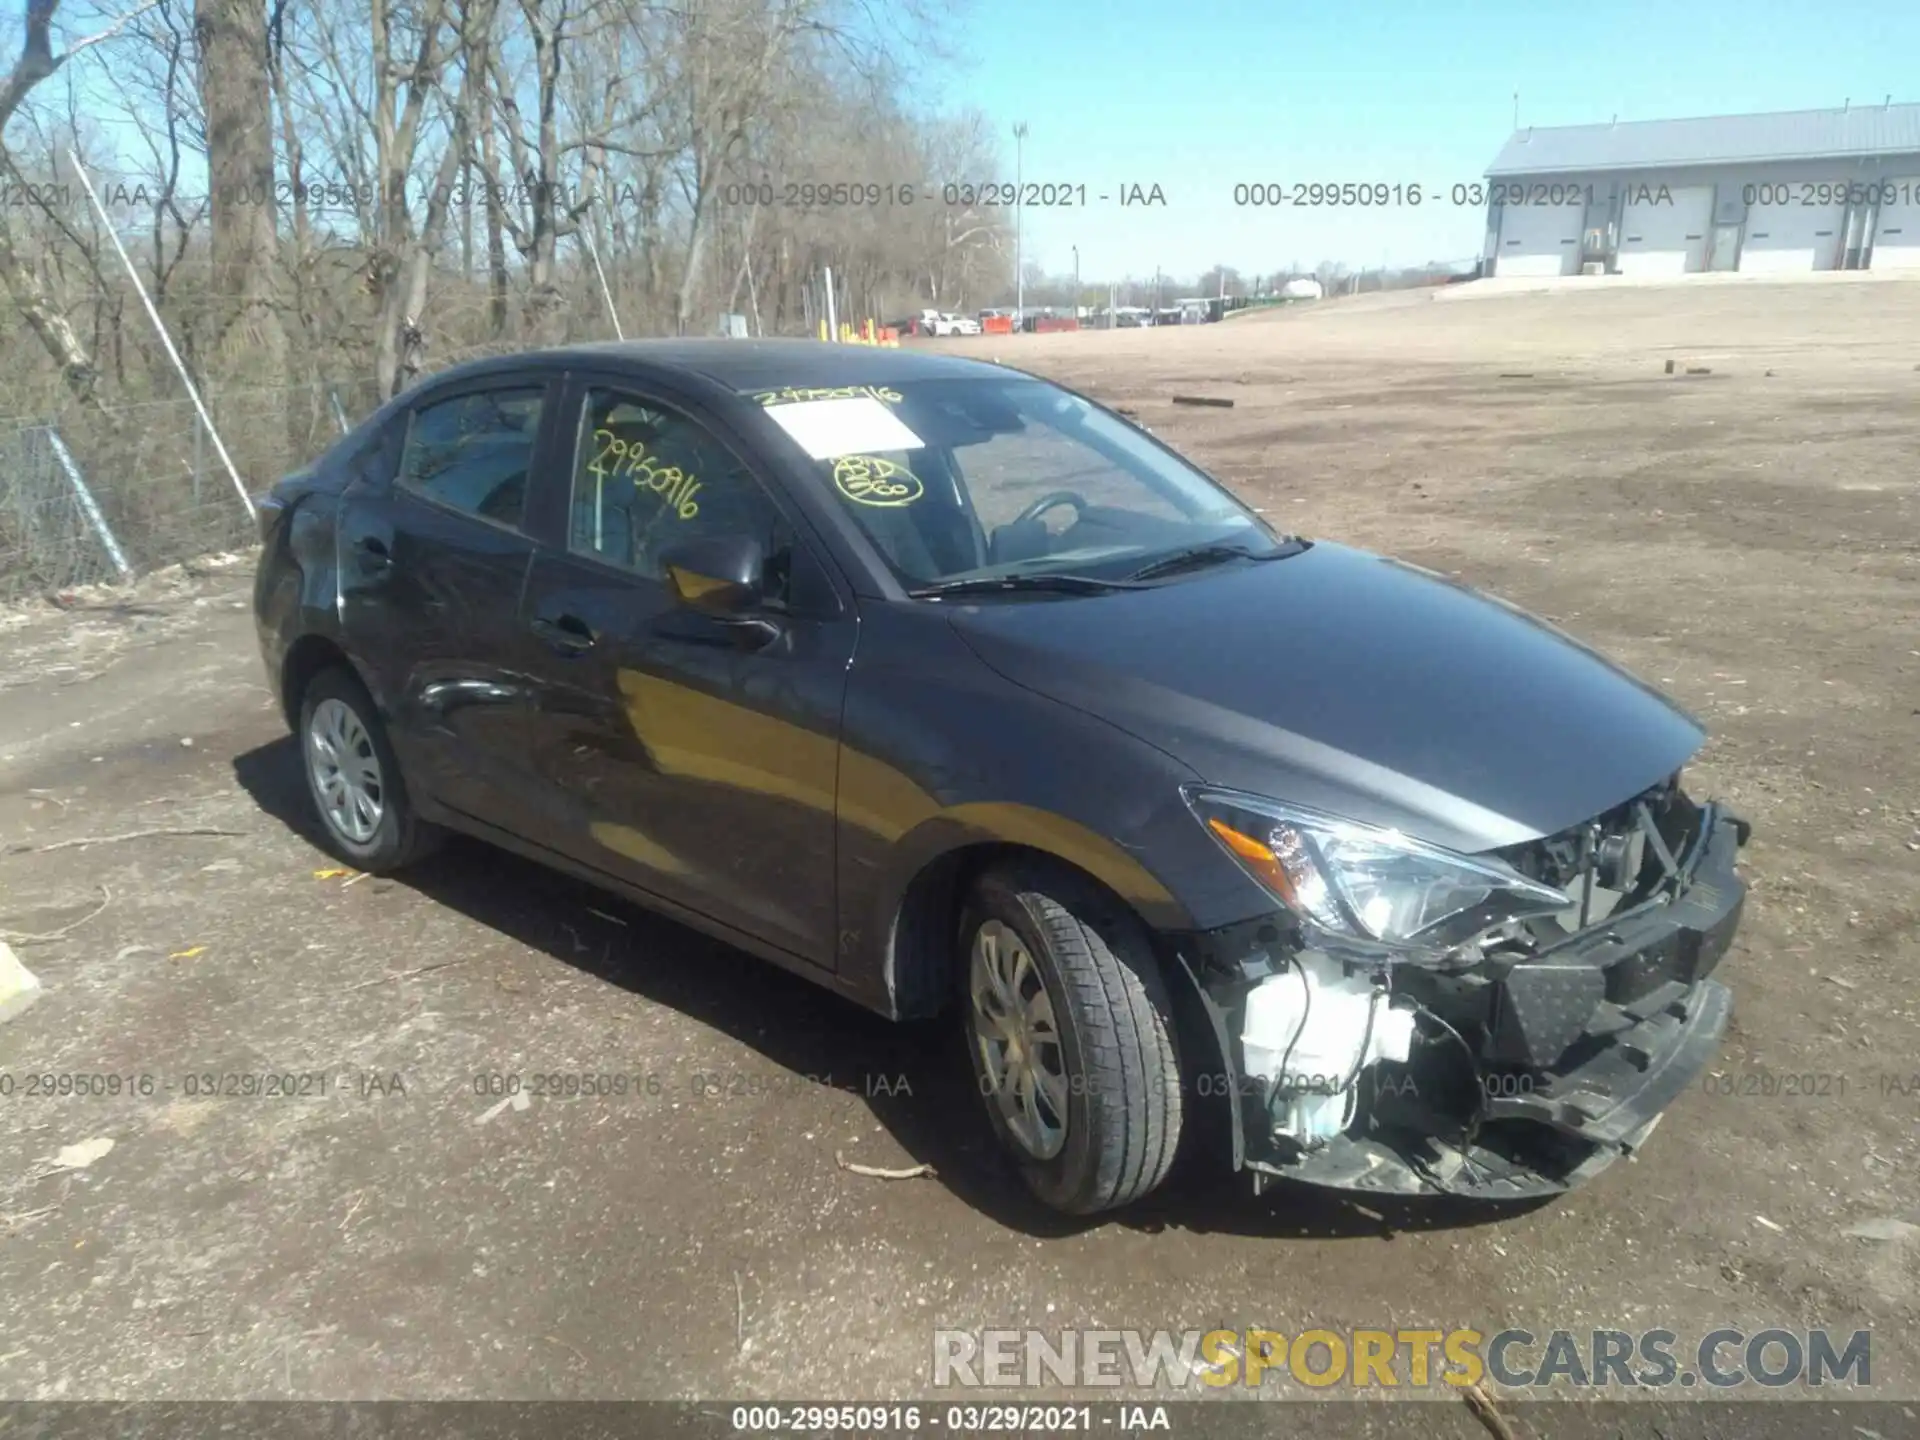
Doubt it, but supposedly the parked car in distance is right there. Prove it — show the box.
[917,310,980,337]
[255,340,1749,1215]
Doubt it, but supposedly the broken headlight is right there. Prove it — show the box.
[1185,787,1572,953]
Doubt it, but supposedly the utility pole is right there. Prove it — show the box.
[1013,121,1029,330]
[1071,244,1080,322]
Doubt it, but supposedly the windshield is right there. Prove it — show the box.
[753,376,1283,588]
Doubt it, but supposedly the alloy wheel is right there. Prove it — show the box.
[306,696,385,845]
[969,919,1070,1160]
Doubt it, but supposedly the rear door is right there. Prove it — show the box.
[515,374,856,966]
[337,375,561,826]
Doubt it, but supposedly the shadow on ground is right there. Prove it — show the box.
[233,735,1545,1245]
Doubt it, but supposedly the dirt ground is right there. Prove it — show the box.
[2,280,1918,1418]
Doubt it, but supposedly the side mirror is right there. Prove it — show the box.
[658,533,765,617]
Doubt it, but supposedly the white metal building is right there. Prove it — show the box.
[1482,101,1920,277]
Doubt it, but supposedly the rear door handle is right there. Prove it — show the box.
[532,612,598,654]
[353,535,392,572]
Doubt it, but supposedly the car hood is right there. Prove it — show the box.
[946,540,1706,854]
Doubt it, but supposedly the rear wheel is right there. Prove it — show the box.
[298,667,441,872]
[959,862,1184,1214]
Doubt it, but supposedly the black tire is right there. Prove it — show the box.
[297,666,442,872]
[958,861,1183,1214]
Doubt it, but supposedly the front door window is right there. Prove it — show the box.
[569,389,794,606]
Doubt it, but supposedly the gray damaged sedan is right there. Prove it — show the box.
[254,341,1750,1215]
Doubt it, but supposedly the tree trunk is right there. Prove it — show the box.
[675,159,712,336]
[196,0,284,373]
[374,50,481,397]
[0,211,104,409]
[197,0,286,482]
[479,85,508,335]
[523,19,561,335]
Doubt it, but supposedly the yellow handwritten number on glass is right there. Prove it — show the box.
[587,428,701,520]
[833,454,923,507]
[755,385,904,407]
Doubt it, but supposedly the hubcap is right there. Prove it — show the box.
[306,697,385,845]
[969,919,1069,1160]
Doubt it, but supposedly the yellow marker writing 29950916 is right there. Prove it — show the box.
[588,429,701,520]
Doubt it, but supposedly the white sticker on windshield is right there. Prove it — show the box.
[765,397,925,460]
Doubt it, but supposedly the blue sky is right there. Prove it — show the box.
[933,0,1920,282]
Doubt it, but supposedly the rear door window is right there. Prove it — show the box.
[398,387,546,529]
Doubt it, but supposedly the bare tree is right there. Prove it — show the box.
[480,0,626,342]
[0,0,161,406]
[912,112,1002,306]
[666,0,834,334]
[302,0,501,394]
[4,0,992,408]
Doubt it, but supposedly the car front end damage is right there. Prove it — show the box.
[1176,774,1750,1199]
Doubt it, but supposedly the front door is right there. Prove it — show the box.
[336,379,559,825]
[516,379,854,966]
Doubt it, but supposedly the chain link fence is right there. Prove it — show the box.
[0,377,389,603]
[0,426,129,599]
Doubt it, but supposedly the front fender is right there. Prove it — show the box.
[882,802,1195,934]
[833,605,1277,1016]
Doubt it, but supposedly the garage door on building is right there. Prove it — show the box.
[1869,178,1920,270]
[1615,186,1714,276]
[1741,192,1847,272]
[1494,198,1584,277]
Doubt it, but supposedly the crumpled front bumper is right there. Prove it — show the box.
[1259,976,1732,1200]
[1182,802,1749,1201]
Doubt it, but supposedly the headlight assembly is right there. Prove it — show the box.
[1184,787,1572,954]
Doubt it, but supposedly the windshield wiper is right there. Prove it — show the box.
[1126,540,1302,582]
[905,572,1146,599]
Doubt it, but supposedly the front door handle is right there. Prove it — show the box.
[532,612,598,654]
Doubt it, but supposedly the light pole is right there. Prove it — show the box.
[1013,121,1028,329]
[1071,244,1080,324]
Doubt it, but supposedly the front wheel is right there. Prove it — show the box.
[959,862,1184,1214]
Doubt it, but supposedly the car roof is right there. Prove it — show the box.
[418,339,1012,396]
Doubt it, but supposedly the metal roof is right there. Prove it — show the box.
[1486,102,1920,176]
[431,338,1005,393]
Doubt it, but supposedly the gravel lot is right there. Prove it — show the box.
[2,279,1917,1421]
